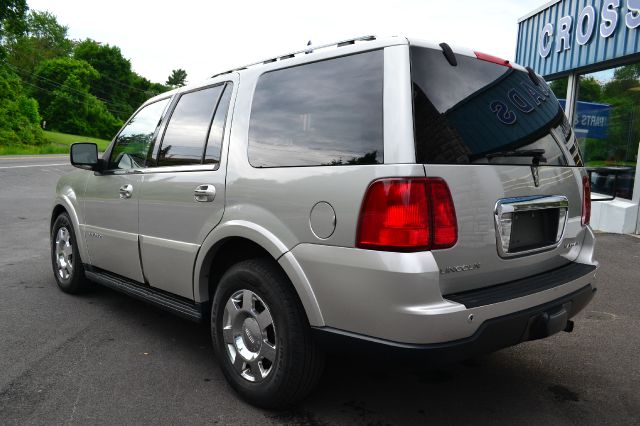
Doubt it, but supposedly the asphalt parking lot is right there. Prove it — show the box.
[0,155,639,425]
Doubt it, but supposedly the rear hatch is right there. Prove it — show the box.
[409,43,589,295]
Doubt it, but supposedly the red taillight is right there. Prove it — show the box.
[582,175,591,226]
[356,177,457,252]
[475,51,512,68]
[430,179,458,249]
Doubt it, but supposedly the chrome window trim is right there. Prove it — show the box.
[136,163,219,174]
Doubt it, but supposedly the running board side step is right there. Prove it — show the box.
[85,268,205,322]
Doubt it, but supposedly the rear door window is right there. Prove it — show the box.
[410,46,579,166]
[204,84,233,166]
[248,50,384,167]
[157,85,224,167]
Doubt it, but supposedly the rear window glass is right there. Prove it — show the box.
[248,50,384,167]
[410,46,581,166]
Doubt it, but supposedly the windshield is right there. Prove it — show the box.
[410,46,583,166]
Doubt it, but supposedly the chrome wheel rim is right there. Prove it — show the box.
[222,289,276,382]
[55,227,74,281]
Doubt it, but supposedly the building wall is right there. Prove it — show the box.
[516,0,640,79]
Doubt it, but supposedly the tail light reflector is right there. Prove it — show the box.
[582,175,591,226]
[356,177,457,252]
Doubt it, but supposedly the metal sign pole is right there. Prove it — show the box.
[565,73,579,124]
[634,141,640,234]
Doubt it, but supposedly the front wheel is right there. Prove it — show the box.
[51,212,91,294]
[211,258,324,408]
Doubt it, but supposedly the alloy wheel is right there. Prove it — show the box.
[55,227,74,281]
[222,289,277,382]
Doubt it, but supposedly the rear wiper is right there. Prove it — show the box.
[486,149,547,166]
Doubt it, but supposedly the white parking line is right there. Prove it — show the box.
[0,163,69,170]
[0,155,67,161]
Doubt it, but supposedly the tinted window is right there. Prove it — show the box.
[248,51,384,167]
[411,46,575,166]
[204,83,233,166]
[158,85,224,167]
[109,98,170,170]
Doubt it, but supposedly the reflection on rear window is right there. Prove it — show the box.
[411,46,578,166]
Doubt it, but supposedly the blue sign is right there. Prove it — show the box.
[516,0,640,78]
[559,100,611,139]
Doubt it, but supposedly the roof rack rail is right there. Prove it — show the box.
[211,35,377,78]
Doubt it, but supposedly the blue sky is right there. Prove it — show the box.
[28,0,545,84]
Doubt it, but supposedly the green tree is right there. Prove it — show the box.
[31,57,122,139]
[549,76,601,102]
[128,73,168,109]
[613,64,640,81]
[166,68,187,87]
[0,2,43,146]
[32,57,99,112]
[599,65,640,164]
[0,7,168,145]
[0,0,28,46]
[74,39,136,119]
[6,10,73,78]
[45,73,121,139]
[574,64,640,165]
[578,77,602,102]
[549,78,568,99]
[0,63,43,145]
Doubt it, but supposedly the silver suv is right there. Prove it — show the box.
[51,36,598,408]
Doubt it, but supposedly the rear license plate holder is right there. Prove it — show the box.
[494,195,569,258]
[509,209,560,253]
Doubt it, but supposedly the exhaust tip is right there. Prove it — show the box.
[564,320,574,333]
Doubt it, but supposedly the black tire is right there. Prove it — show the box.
[51,212,91,294]
[211,258,324,409]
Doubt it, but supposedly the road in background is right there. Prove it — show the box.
[0,157,638,425]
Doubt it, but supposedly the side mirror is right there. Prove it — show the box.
[70,142,99,171]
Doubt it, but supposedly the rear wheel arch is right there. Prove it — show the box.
[203,237,274,305]
[194,227,324,326]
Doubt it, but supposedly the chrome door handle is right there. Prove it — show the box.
[119,184,133,199]
[194,184,216,202]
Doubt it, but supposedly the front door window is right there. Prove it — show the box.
[109,98,171,170]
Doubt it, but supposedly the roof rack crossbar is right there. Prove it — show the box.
[211,35,377,78]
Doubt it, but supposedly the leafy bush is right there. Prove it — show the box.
[0,64,44,145]
[45,73,122,139]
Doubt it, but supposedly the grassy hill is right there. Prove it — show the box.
[0,131,111,155]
